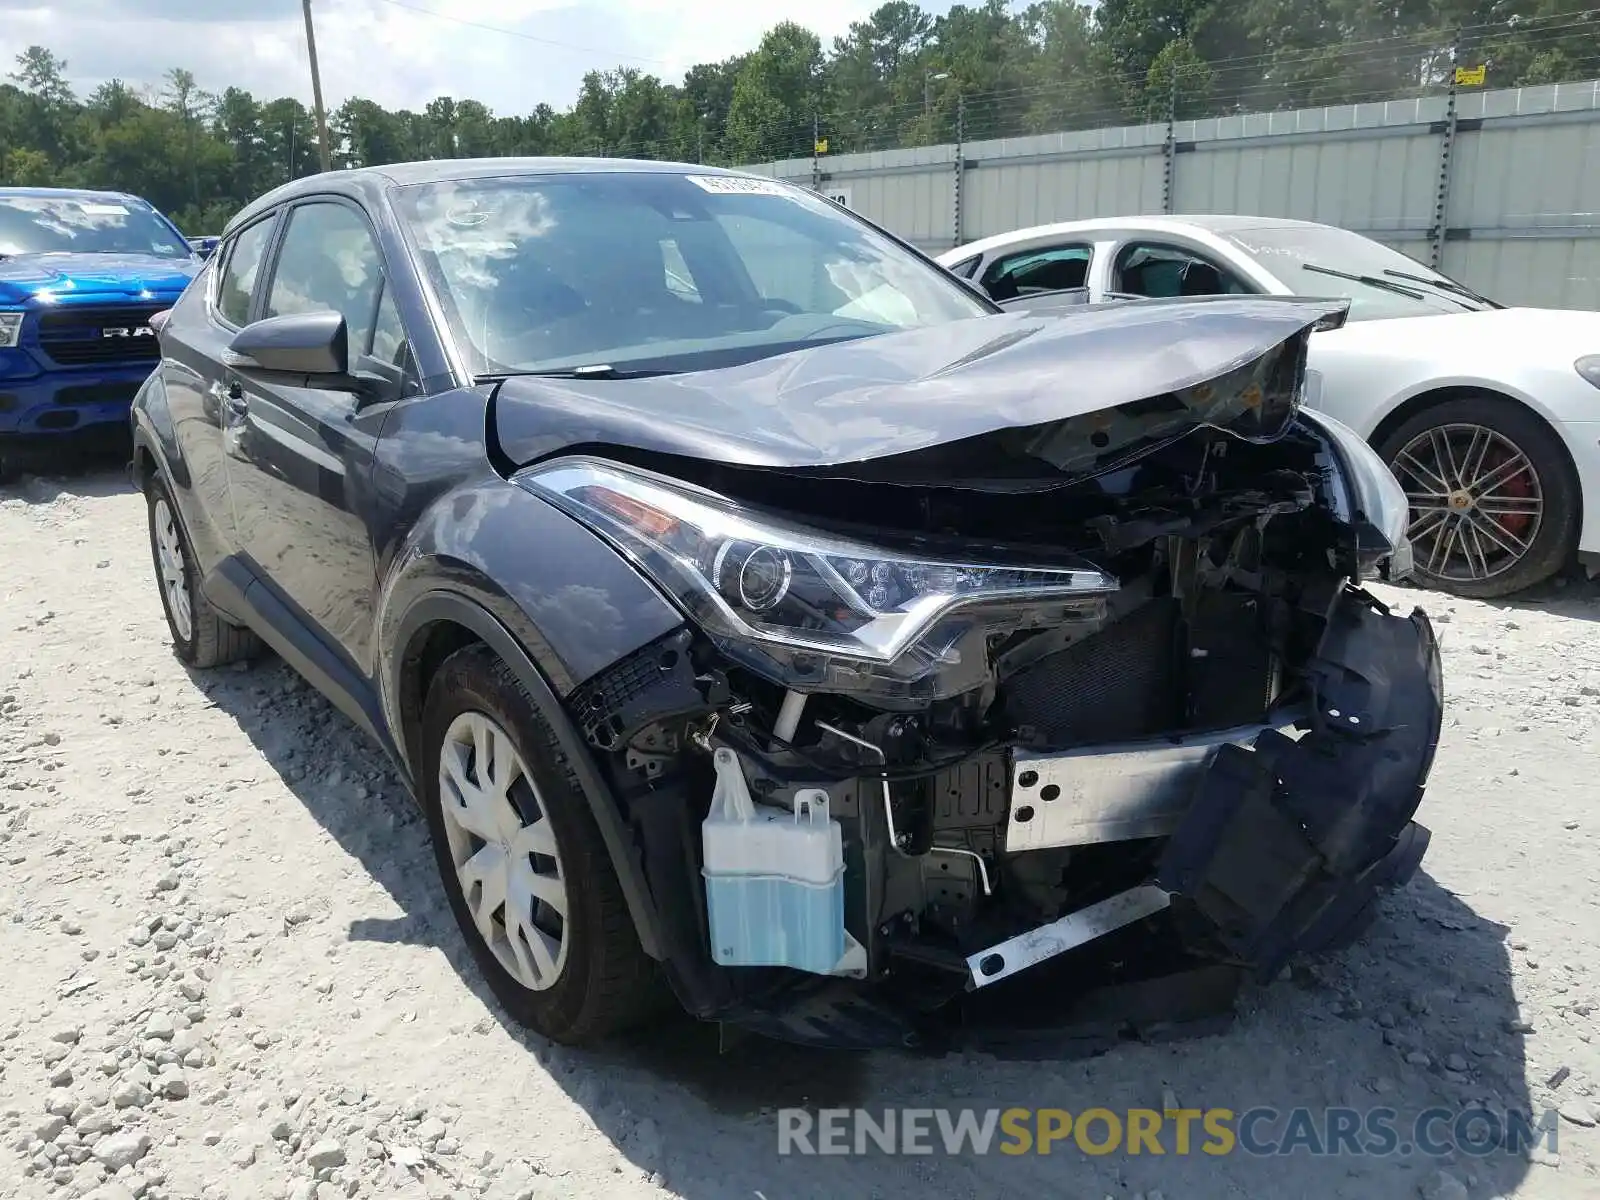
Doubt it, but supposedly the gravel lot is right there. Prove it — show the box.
[2,466,1599,1200]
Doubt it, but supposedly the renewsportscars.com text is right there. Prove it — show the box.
[777,1105,1560,1159]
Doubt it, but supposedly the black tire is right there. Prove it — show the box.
[144,475,262,668]
[1375,395,1579,599]
[420,644,662,1044]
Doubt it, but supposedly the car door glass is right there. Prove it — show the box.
[216,218,274,326]
[716,212,919,326]
[265,202,384,351]
[370,283,406,364]
[948,255,980,279]
[1114,242,1250,298]
[980,244,1092,301]
[369,283,421,394]
[661,238,702,303]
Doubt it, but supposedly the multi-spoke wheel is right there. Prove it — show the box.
[438,710,570,992]
[1377,396,1578,599]
[420,644,662,1044]
[143,475,262,667]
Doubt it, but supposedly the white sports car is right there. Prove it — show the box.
[937,216,1600,598]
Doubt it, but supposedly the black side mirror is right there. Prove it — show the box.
[189,237,219,260]
[227,311,348,377]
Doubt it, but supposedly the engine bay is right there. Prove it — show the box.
[547,408,1441,1048]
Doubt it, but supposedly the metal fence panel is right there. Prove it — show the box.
[751,77,1600,309]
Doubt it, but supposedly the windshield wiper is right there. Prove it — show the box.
[1300,262,1430,301]
[1381,268,1499,309]
[479,364,674,382]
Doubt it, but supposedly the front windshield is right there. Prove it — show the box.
[1225,224,1493,321]
[0,195,191,260]
[392,172,991,376]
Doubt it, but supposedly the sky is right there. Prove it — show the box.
[0,0,956,114]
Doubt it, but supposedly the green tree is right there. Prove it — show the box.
[726,23,823,160]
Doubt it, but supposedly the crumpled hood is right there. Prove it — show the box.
[0,252,198,306]
[494,296,1347,476]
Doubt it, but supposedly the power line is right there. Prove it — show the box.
[361,0,670,66]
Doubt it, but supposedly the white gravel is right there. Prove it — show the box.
[3,469,1600,1200]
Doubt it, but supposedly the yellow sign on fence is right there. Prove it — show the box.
[1454,65,1486,87]
[814,137,829,154]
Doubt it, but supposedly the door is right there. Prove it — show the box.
[224,198,411,672]
[155,212,277,574]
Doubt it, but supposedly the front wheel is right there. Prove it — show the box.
[420,645,662,1044]
[1376,396,1579,598]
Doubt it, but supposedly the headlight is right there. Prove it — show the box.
[1576,355,1600,390]
[517,457,1118,699]
[0,313,23,349]
[1300,410,1413,581]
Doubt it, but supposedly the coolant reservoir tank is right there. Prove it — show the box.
[701,746,852,976]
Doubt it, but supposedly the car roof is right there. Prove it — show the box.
[224,157,752,235]
[0,186,144,203]
[941,214,1330,261]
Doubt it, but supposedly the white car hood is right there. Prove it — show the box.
[1315,306,1600,360]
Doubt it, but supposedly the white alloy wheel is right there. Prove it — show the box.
[437,710,570,991]
[152,496,193,642]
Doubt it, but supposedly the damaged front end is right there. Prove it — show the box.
[510,301,1443,1051]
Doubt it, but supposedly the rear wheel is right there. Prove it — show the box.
[144,476,261,667]
[1376,396,1578,598]
[420,645,662,1044]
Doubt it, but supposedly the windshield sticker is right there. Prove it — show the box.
[684,175,793,197]
[79,202,130,216]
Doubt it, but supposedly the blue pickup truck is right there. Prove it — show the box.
[0,187,201,480]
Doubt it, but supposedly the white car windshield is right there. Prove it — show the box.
[1225,225,1496,321]
[393,171,992,377]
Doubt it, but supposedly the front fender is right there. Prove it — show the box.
[383,589,669,962]
[129,371,188,492]
[375,477,685,706]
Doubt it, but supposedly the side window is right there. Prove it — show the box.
[265,202,384,352]
[980,244,1092,301]
[660,238,702,303]
[366,281,421,397]
[717,214,829,311]
[369,284,407,366]
[716,212,918,325]
[948,255,981,279]
[215,218,275,326]
[1113,242,1251,299]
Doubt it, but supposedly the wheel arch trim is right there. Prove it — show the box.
[387,590,668,962]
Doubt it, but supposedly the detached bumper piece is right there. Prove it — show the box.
[1156,591,1442,980]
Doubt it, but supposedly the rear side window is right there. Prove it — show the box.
[981,244,1092,301]
[266,202,385,352]
[1113,242,1251,298]
[216,218,274,326]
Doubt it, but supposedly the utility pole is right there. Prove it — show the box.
[301,0,333,173]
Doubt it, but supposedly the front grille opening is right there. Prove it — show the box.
[1001,595,1279,746]
[1003,599,1183,744]
[37,305,164,368]
[36,409,79,430]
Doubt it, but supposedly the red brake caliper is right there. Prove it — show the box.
[1480,446,1534,541]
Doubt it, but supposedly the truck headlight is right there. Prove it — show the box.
[0,313,23,349]
[517,457,1118,699]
